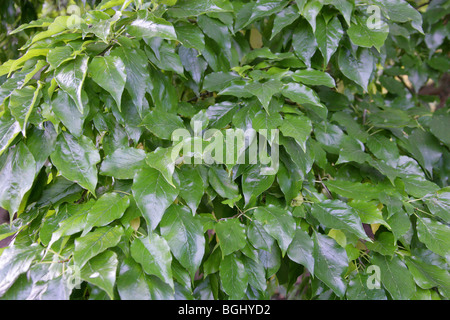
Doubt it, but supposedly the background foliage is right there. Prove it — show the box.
[0,0,449,300]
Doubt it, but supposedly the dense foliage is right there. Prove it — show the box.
[0,0,449,300]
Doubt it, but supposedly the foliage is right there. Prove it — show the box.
[0,0,449,300]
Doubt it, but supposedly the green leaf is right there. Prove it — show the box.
[315,15,343,65]
[366,232,397,256]
[291,69,336,88]
[51,90,87,138]
[242,165,275,207]
[271,5,299,40]
[416,218,450,261]
[292,20,317,67]
[100,147,146,180]
[405,256,450,298]
[132,167,179,231]
[130,233,174,289]
[372,253,416,300]
[203,72,241,92]
[160,205,205,277]
[311,200,370,240]
[141,109,185,140]
[247,221,275,252]
[366,134,400,167]
[287,228,315,274]
[177,166,205,214]
[89,56,127,110]
[54,55,89,114]
[424,187,450,224]
[9,84,42,135]
[338,47,374,91]
[300,0,322,32]
[175,22,205,51]
[374,0,423,33]
[74,225,124,268]
[243,255,267,292]
[347,17,389,51]
[282,82,323,108]
[252,109,283,131]
[145,147,179,186]
[215,219,246,257]
[430,114,450,148]
[347,273,387,300]
[80,250,119,300]
[206,102,237,130]
[245,80,283,113]
[0,142,36,215]
[111,42,150,112]
[47,46,74,71]
[348,200,390,229]
[0,244,42,296]
[324,180,383,201]
[253,205,296,256]
[313,232,348,297]
[323,0,353,26]
[279,114,312,152]
[241,0,289,29]
[117,258,174,300]
[169,0,232,18]
[0,114,21,157]
[48,201,95,246]
[127,11,177,41]
[336,136,370,165]
[50,132,100,195]
[208,166,240,205]
[82,193,130,235]
[219,253,248,299]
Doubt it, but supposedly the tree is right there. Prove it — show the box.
[0,0,449,300]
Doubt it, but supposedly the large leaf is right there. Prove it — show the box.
[127,10,177,41]
[89,56,127,110]
[130,233,174,289]
[219,253,248,299]
[242,165,275,206]
[347,17,389,51]
[311,200,370,240]
[50,132,100,195]
[9,84,41,135]
[100,147,146,180]
[73,225,124,268]
[111,41,150,112]
[0,115,21,157]
[0,142,36,215]
[160,205,205,277]
[141,109,185,140]
[215,219,246,257]
[132,167,179,231]
[279,114,312,152]
[51,90,87,138]
[416,218,450,261]
[0,244,42,296]
[253,205,296,256]
[313,232,348,297]
[372,253,416,300]
[80,250,119,300]
[315,15,343,65]
[338,47,374,91]
[287,228,315,274]
[82,193,130,235]
[54,55,89,114]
